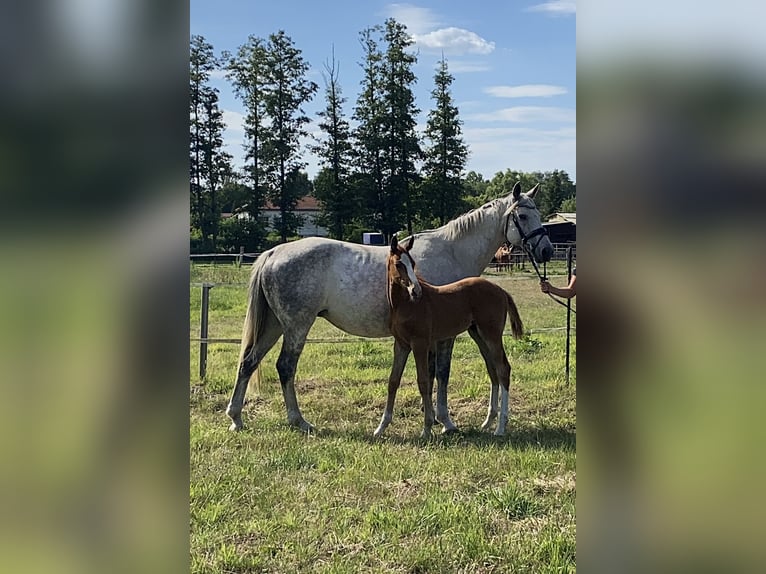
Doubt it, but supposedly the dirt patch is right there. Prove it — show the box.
[531,471,576,495]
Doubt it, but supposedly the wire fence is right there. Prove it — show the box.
[191,246,575,380]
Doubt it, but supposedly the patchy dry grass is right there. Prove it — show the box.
[190,263,576,573]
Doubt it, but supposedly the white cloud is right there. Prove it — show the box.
[222,109,245,133]
[485,84,567,98]
[448,61,491,73]
[209,68,228,80]
[527,1,576,15]
[414,27,495,55]
[384,3,441,35]
[384,3,494,56]
[467,106,576,123]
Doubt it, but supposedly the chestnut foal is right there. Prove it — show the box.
[376,235,524,439]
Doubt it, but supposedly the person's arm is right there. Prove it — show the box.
[540,274,576,299]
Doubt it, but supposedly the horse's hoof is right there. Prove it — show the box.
[493,429,506,437]
[441,426,460,435]
[299,421,315,434]
[229,421,243,432]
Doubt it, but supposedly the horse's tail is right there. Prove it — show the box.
[238,251,271,365]
[505,291,525,339]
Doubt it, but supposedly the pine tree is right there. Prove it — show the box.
[381,18,422,236]
[311,49,356,239]
[421,56,468,225]
[353,26,387,236]
[223,36,269,222]
[190,35,230,251]
[260,31,318,242]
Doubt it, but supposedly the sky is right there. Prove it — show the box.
[190,0,576,182]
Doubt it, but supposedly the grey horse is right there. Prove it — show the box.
[226,182,553,433]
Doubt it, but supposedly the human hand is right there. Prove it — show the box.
[540,280,550,293]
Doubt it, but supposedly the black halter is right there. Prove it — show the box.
[505,203,549,254]
[505,204,575,313]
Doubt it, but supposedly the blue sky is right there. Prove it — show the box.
[191,1,576,182]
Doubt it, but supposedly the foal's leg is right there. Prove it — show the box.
[413,342,436,439]
[484,337,512,436]
[434,339,459,434]
[276,325,314,432]
[468,326,500,431]
[227,313,283,431]
[374,340,410,437]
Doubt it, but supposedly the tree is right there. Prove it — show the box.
[381,18,422,236]
[560,195,576,212]
[353,26,387,236]
[463,171,490,208]
[538,170,576,218]
[311,48,357,239]
[190,35,230,251]
[260,31,318,242]
[421,55,468,225]
[223,36,269,223]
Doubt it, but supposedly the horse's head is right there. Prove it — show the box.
[388,234,422,303]
[502,182,554,263]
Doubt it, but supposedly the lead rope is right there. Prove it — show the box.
[524,243,576,314]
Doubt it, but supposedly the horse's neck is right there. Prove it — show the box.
[387,281,424,316]
[436,204,508,275]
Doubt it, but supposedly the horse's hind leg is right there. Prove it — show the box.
[374,339,410,437]
[227,313,282,431]
[434,339,459,434]
[468,326,500,431]
[276,325,314,432]
[483,336,512,436]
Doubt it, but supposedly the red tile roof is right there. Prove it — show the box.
[263,196,321,211]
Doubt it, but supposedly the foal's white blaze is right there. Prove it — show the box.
[401,253,422,301]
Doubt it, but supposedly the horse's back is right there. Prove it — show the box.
[256,237,391,338]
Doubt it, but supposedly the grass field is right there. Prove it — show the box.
[190,263,576,573]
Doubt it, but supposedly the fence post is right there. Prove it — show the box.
[199,283,213,380]
[565,247,573,385]
[237,246,244,268]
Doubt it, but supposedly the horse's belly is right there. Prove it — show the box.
[321,308,390,338]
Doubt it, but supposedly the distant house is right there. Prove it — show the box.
[262,196,328,238]
[224,196,329,238]
[542,212,576,243]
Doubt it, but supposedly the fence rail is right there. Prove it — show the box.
[191,246,575,380]
[190,243,576,267]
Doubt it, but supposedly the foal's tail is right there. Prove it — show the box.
[505,292,525,339]
[238,250,272,365]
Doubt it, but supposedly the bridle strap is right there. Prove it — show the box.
[506,202,575,313]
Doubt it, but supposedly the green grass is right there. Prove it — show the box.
[190,262,576,573]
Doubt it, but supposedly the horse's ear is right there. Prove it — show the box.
[404,235,415,252]
[390,234,399,254]
[512,181,521,201]
[525,183,540,199]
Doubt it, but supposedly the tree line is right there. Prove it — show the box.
[190,20,575,253]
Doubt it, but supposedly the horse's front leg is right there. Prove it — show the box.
[413,342,436,439]
[434,339,459,434]
[374,339,410,437]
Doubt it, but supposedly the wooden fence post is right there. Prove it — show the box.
[199,283,213,380]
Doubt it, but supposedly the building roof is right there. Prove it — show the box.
[545,212,576,225]
[263,195,321,211]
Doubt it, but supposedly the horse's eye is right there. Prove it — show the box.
[518,213,528,221]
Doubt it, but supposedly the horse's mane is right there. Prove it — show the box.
[436,198,510,241]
